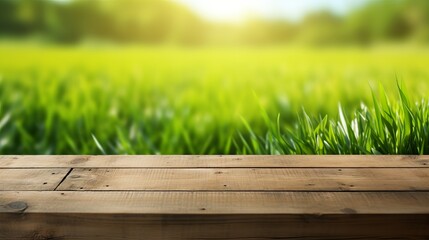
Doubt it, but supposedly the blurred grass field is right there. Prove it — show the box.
[0,44,429,154]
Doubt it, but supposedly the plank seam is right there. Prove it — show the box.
[2,167,429,169]
[54,168,73,191]
[14,190,429,193]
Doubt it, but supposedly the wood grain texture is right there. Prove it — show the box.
[1,213,428,240]
[1,155,429,239]
[0,169,70,191]
[1,155,428,168]
[58,168,429,191]
[1,191,429,214]
[1,191,429,239]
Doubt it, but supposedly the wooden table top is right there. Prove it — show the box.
[1,155,429,239]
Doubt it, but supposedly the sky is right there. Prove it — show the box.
[175,0,369,22]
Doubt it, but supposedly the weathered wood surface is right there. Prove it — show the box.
[1,155,429,240]
[58,168,429,191]
[2,191,429,214]
[2,213,428,240]
[0,168,70,191]
[2,214,429,240]
[1,155,428,168]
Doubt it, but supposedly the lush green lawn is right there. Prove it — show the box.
[0,45,428,154]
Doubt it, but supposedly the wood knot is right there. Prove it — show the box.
[1,201,28,213]
[71,157,89,164]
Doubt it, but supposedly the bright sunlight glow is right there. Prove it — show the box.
[175,0,368,22]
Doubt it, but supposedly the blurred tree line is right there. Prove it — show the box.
[0,0,428,45]
[0,0,205,44]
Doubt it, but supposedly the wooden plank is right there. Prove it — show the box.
[1,214,428,240]
[58,168,429,191]
[1,155,428,168]
[1,192,428,239]
[0,169,70,191]
[1,191,429,215]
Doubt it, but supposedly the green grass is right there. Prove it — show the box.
[240,83,429,154]
[0,44,428,154]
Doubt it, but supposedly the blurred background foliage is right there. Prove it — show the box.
[1,0,429,154]
[1,0,429,45]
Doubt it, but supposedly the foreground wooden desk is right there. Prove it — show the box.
[1,155,429,239]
